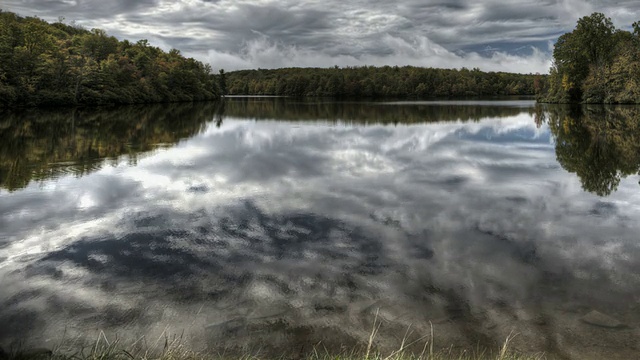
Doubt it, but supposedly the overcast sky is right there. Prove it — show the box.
[3,0,640,73]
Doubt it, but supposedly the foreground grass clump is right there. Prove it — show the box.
[3,332,545,360]
[4,314,543,360]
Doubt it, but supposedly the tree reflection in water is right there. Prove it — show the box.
[538,104,640,196]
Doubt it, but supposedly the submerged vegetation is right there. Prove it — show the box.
[2,345,545,360]
[542,13,640,103]
[225,67,540,98]
[1,329,544,360]
[0,11,219,107]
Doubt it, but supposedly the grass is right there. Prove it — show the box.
[3,334,546,360]
[3,312,546,360]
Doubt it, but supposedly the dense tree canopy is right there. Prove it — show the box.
[225,66,541,98]
[543,12,640,103]
[0,11,219,107]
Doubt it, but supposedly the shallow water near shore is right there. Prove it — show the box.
[1,99,640,359]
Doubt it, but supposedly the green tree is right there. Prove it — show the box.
[219,69,227,96]
[224,66,539,99]
[542,12,640,104]
[0,11,219,107]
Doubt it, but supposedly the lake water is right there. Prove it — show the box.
[1,99,639,359]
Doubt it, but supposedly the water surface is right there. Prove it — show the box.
[1,99,639,359]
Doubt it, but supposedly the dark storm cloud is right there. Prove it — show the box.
[5,0,161,20]
[3,1,640,72]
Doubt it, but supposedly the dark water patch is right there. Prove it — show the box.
[407,175,469,191]
[187,185,210,193]
[473,224,539,265]
[1,290,43,309]
[0,310,43,343]
[589,201,618,217]
[33,232,216,281]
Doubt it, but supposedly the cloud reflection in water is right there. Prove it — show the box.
[1,100,640,358]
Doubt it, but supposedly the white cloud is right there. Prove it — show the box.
[205,35,552,73]
[6,0,640,75]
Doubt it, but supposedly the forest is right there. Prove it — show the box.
[542,13,640,103]
[5,9,640,106]
[0,10,544,106]
[0,11,219,107]
[224,66,542,98]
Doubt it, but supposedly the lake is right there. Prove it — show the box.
[1,99,639,359]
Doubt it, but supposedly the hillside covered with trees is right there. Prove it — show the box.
[225,66,542,98]
[542,13,640,103]
[0,11,219,107]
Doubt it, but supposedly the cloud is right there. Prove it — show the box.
[4,0,640,73]
[204,35,552,73]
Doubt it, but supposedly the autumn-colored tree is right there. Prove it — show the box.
[543,13,640,104]
[0,11,219,107]
[225,66,539,98]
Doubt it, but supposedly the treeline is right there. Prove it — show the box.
[0,102,222,191]
[536,105,640,195]
[542,13,640,103]
[0,11,219,107]
[225,66,542,98]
